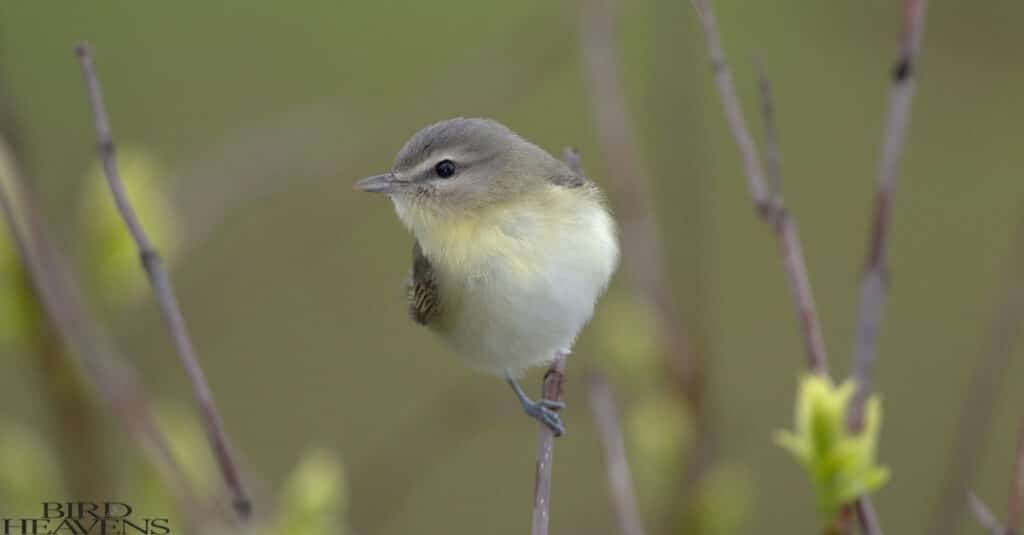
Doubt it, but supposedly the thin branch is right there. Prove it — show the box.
[1009,420,1024,535]
[755,56,781,208]
[848,0,929,431]
[587,374,646,535]
[527,148,587,535]
[692,0,829,377]
[929,212,1024,535]
[855,497,883,535]
[532,353,567,535]
[969,492,1006,535]
[74,43,251,519]
[690,0,768,211]
[0,138,206,522]
[692,3,927,534]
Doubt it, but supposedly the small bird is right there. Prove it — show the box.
[355,118,619,435]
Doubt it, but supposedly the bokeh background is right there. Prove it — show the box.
[2,1,1023,534]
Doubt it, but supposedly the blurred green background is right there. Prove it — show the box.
[1,1,1022,533]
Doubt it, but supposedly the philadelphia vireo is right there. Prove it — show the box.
[355,118,619,435]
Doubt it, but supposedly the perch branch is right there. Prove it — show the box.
[848,0,929,431]
[0,139,205,521]
[525,148,590,535]
[74,43,251,519]
[532,353,568,535]
[692,0,829,377]
[587,374,646,535]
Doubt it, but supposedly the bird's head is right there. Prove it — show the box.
[355,118,571,219]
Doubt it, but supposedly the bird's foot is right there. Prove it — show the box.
[506,373,566,436]
[521,398,566,437]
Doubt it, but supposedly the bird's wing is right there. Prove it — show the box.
[547,169,589,188]
[548,148,589,188]
[407,240,440,325]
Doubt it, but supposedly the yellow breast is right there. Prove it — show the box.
[395,185,605,280]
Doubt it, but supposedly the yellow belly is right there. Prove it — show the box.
[395,185,619,375]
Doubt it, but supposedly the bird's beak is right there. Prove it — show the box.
[354,173,399,194]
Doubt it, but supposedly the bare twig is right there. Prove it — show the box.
[848,0,929,431]
[692,3,931,533]
[755,57,781,207]
[692,0,829,377]
[930,213,1024,535]
[1009,420,1024,535]
[587,374,646,535]
[74,43,251,519]
[532,353,568,535]
[0,138,205,521]
[969,492,1006,535]
[855,497,883,535]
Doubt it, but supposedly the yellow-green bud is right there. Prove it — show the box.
[775,374,890,520]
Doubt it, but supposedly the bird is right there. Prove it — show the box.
[355,118,619,436]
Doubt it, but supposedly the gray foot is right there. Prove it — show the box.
[506,373,566,437]
[522,398,566,436]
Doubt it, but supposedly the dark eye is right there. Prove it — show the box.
[434,159,456,178]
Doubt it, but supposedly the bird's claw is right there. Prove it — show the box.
[523,399,566,437]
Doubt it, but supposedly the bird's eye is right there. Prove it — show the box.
[434,159,456,178]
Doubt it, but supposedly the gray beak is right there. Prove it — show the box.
[354,173,399,194]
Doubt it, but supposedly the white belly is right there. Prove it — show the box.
[437,201,618,376]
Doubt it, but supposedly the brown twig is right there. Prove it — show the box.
[692,2,930,533]
[587,374,646,535]
[0,69,110,500]
[74,43,251,519]
[848,0,929,431]
[691,0,829,377]
[532,353,568,535]
[969,492,1006,535]
[755,57,782,208]
[854,498,883,535]
[0,138,206,521]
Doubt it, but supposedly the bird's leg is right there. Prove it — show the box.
[506,372,566,436]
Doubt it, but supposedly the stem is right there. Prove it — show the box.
[692,0,829,376]
[532,353,567,535]
[692,2,929,533]
[848,0,929,431]
[74,43,251,519]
